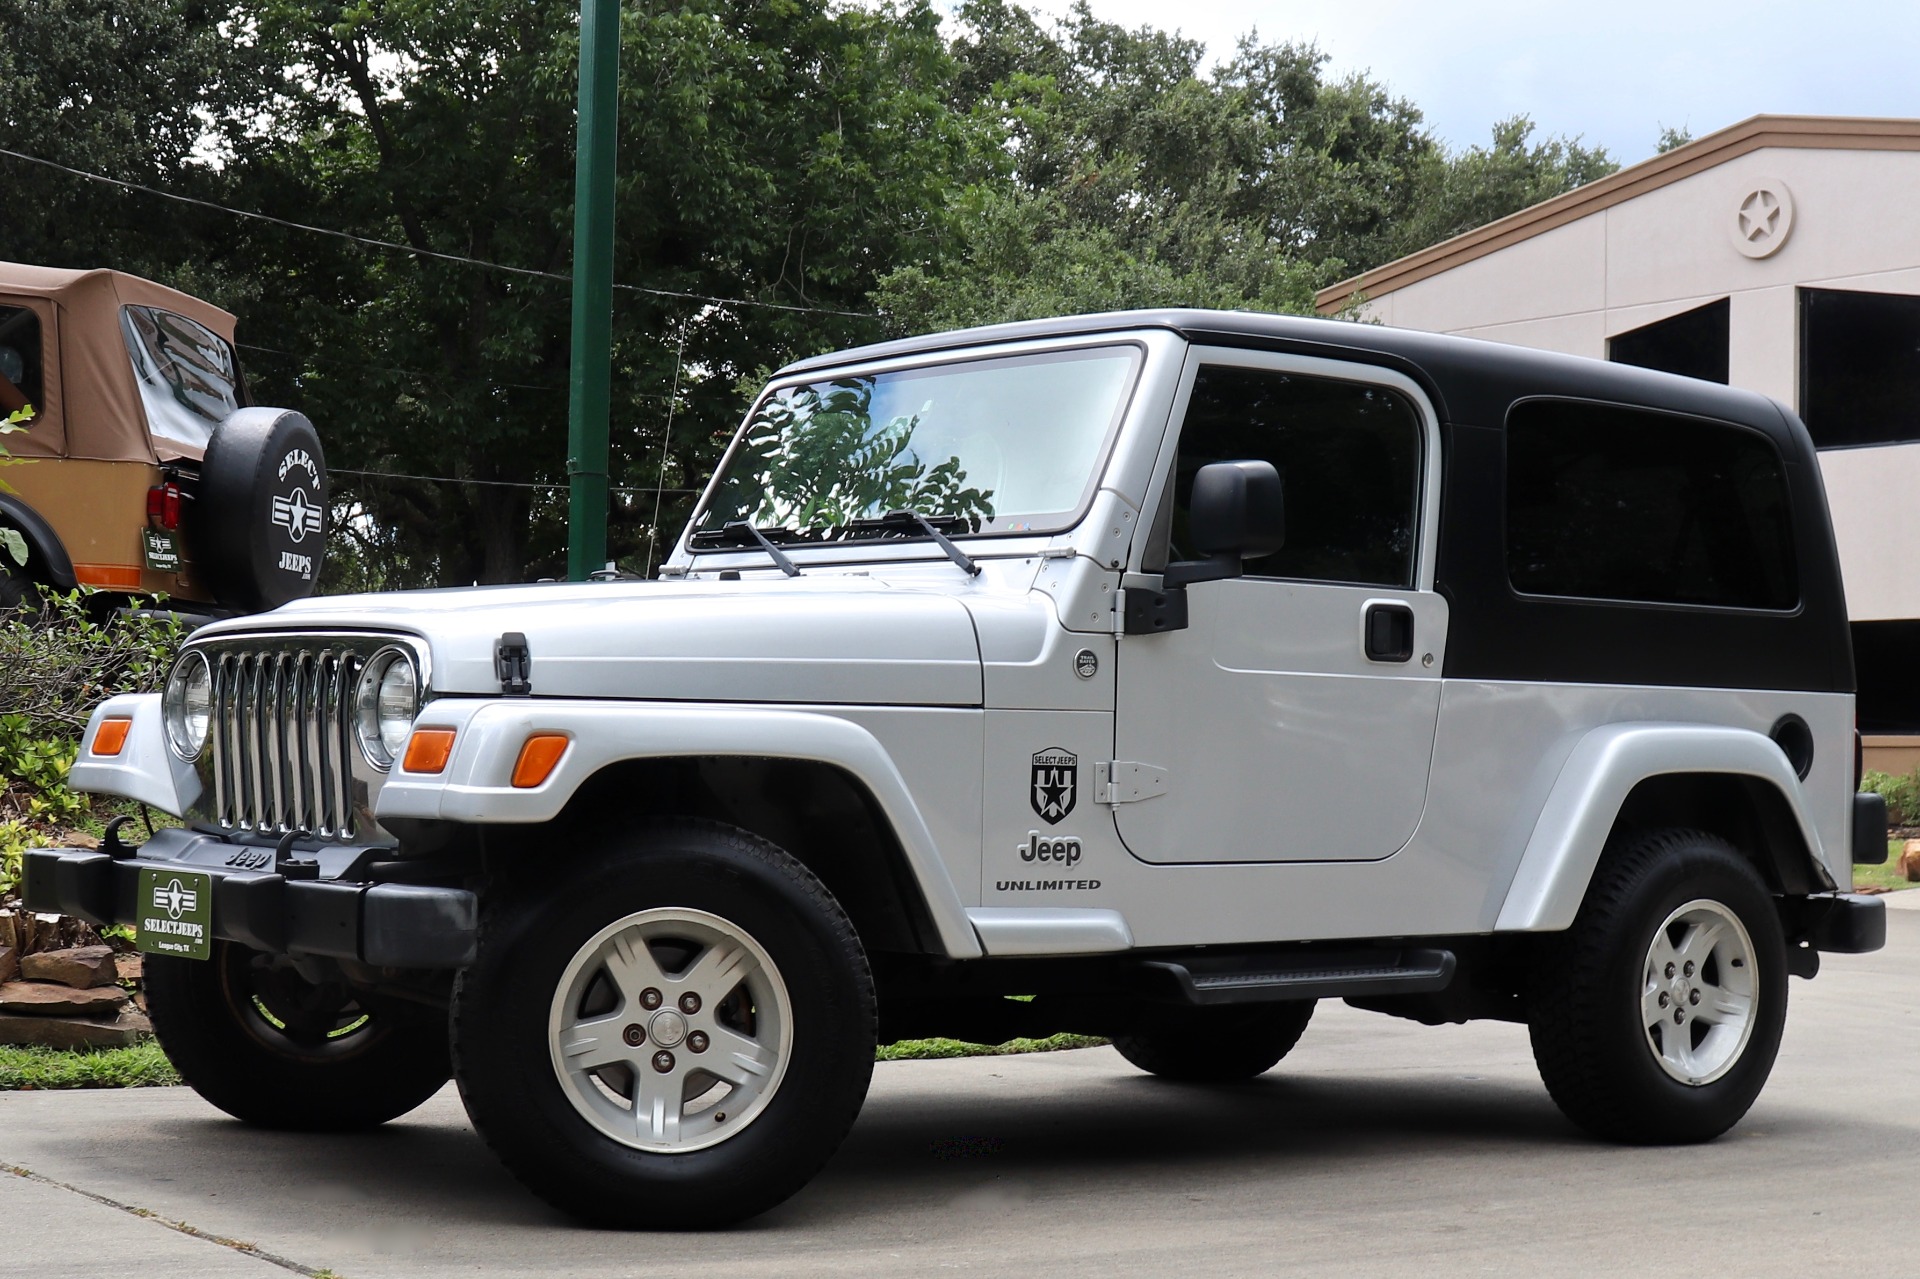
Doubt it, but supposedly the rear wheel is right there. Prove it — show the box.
[451,820,876,1229]
[1113,1000,1315,1082]
[145,942,451,1130]
[1527,829,1787,1144]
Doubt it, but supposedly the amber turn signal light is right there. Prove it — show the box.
[401,728,457,774]
[511,734,569,788]
[91,717,133,757]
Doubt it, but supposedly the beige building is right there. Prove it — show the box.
[1318,115,1920,772]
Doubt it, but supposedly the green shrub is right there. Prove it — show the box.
[0,588,183,738]
[0,819,26,898]
[0,719,85,825]
[1863,769,1920,828]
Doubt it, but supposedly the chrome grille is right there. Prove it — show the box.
[210,647,363,839]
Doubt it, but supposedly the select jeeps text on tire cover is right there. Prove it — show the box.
[0,261,327,618]
[29,309,1889,1228]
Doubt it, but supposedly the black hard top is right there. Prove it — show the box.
[781,308,1794,438]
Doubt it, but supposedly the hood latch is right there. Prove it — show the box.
[495,632,532,696]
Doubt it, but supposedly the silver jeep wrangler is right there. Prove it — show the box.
[29,309,1889,1228]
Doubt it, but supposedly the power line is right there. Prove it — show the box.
[0,145,879,320]
[332,465,700,497]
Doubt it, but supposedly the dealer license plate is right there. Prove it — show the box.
[141,528,180,572]
[136,866,213,961]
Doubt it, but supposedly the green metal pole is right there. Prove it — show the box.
[566,0,620,580]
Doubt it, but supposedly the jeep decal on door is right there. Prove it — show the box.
[1031,748,1077,824]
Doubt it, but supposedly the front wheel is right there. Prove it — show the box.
[145,942,451,1131]
[1527,829,1787,1144]
[451,820,876,1229]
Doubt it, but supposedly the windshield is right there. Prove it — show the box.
[121,305,245,451]
[693,345,1141,543]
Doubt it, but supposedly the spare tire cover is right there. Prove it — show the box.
[192,407,327,613]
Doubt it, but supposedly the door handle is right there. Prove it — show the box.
[1364,602,1414,663]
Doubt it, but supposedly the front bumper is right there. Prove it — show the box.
[22,828,477,969]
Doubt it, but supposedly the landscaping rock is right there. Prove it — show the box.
[0,945,15,986]
[114,953,143,984]
[1902,840,1920,883]
[0,1006,150,1050]
[21,944,117,989]
[0,980,129,1015]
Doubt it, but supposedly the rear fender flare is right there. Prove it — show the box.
[1494,722,1826,932]
[0,493,77,587]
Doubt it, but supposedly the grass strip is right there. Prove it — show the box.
[878,1033,1106,1061]
[1854,840,1917,894]
[0,1040,180,1090]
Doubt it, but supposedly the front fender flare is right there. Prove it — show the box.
[1494,722,1825,933]
[376,699,983,959]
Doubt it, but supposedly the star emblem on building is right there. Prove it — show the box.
[1739,189,1781,242]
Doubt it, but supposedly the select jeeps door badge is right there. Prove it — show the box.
[1074,649,1098,678]
[1030,748,1077,823]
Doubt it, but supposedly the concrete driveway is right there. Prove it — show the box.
[7,902,1920,1279]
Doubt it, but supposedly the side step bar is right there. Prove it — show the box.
[1139,947,1457,1006]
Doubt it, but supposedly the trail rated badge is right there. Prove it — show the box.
[1030,748,1077,825]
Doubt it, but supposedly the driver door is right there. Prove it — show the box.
[1113,349,1448,864]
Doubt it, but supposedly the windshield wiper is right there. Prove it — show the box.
[718,521,801,577]
[879,509,979,577]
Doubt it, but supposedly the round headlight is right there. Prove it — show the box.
[163,651,212,760]
[355,649,418,768]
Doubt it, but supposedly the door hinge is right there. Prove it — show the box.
[1096,760,1168,805]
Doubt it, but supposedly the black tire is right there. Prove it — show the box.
[451,819,876,1230]
[145,941,451,1131]
[1113,1000,1316,1082]
[1527,828,1787,1145]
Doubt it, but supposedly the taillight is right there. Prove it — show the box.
[146,482,183,531]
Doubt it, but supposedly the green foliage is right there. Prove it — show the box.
[716,379,995,532]
[0,819,28,898]
[1864,769,1920,828]
[0,1041,181,1090]
[879,1,1618,333]
[0,589,183,738]
[1656,125,1695,154]
[0,722,84,826]
[877,1033,1106,1060]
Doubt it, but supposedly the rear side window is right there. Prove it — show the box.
[1506,400,1798,610]
[0,305,45,414]
[1167,366,1423,587]
[121,305,245,451]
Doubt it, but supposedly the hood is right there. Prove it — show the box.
[200,576,985,706]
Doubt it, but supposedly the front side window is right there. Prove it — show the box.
[694,345,1141,545]
[121,305,245,451]
[1161,366,1423,587]
[1506,400,1798,610]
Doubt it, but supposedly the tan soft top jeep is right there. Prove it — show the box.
[0,261,327,617]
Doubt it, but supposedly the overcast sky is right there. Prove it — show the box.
[1017,0,1920,164]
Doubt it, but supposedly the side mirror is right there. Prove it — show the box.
[1164,460,1284,588]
